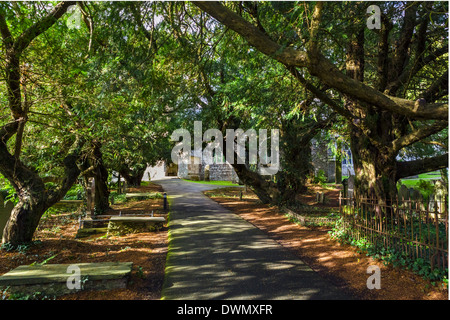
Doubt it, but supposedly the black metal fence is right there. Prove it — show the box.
[339,194,448,273]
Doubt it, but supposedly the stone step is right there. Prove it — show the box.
[0,262,133,296]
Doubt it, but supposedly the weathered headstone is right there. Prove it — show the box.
[428,193,436,212]
[411,189,423,202]
[107,216,165,236]
[408,188,415,199]
[398,184,409,203]
[347,175,355,198]
[204,165,210,181]
[434,180,447,213]
[316,192,325,204]
[86,178,95,216]
[0,195,14,240]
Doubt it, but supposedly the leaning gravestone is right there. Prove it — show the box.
[0,195,14,240]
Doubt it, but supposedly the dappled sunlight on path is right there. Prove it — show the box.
[156,179,351,300]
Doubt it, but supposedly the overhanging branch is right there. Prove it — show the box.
[396,153,448,180]
[195,1,448,121]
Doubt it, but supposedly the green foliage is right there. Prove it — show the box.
[30,254,58,266]
[415,180,435,203]
[313,169,327,185]
[63,184,84,200]
[1,287,56,301]
[0,242,31,254]
[0,1,448,251]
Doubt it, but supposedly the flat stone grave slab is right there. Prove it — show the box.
[75,227,108,238]
[125,192,161,199]
[53,200,83,208]
[0,262,133,296]
[107,216,165,235]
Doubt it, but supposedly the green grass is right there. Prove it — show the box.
[398,171,441,188]
[181,179,239,186]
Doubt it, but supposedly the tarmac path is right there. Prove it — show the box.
[157,178,351,300]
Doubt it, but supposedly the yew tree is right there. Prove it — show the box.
[195,1,448,200]
[162,2,343,204]
[0,1,86,246]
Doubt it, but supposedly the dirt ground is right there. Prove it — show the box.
[204,185,449,300]
[0,183,168,300]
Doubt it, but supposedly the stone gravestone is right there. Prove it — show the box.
[434,180,448,213]
[316,192,325,204]
[398,184,409,204]
[204,165,210,181]
[0,195,14,240]
[408,188,415,200]
[428,193,436,212]
[347,176,355,198]
[411,189,423,202]
[408,188,423,210]
[86,178,95,216]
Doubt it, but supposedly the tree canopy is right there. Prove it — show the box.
[0,1,447,245]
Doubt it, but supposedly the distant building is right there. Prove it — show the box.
[177,150,239,182]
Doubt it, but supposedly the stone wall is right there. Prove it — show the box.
[209,163,239,183]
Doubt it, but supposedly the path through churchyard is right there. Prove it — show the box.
[158,178,351,300]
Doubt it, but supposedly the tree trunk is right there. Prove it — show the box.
[92,142,110,214]
[0,2,77,247]
[350,127,398,201]
[275,131,312,204]
[119,166,146,187]
[230,163,274,204]
[1,178,48,246]
[335,140,342,184]
[0,136,84,246]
